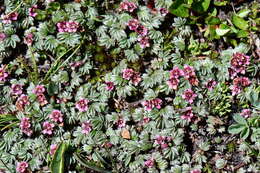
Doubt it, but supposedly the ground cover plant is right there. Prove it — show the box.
[0,0,259,172]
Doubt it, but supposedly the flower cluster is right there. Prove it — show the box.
[16,94,30,111]
[144,158,154,168]
[16,161,29,173]
[11,84,23,95]
[119,1,137,12]
[20,117,33,136]
[33,85,48,106]
[1,12,18,24]
[49,110,64,123]
[183,65,199,86]
[182,89,197,104]
[82,121,92,134]
[57,21,79,33]
[229,52,250,78]
[154,135,172,149]
[42,121,55,135]
[116,118,126,128]
[241,109,251,118]
[181,107,195,121]
[230,77,251,95]
[76,98,89,112]
[0,66,8,82]
[122,68,141,85]
[142,98,162,111]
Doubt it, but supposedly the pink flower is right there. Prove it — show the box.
[37,94,48,106]
[82,121,92,134]
[143,117,150,124]
[57,21,79,33]
[49,144,58,155]
[119,1,137,12]
[167,78,179,90]
[190,169,201,173]
[122,68,134,80]
[170,67,184,79]
[131,71,142,85]
[230,77,251,95]
[205,79,217,91]
[16,161,28,173]
[142,98,163,111]
[105,81,115,91]
[24,33,34,46]
[230,52,250,78]
[182,89,197,104]
[144,159,154,168]
[29,5,38,17]
[20,117,33,136]
[49,110,63,123]
[154,135,171,149]
[33,85,45,95]
[42,121,55,135]
[1,12,18,24]
[116,118,126,128]
[11,84,23,95]
[127,19,139,31]
[181,107,195,121]
[138,36,150,48]
[136,24,148,36]
[0,33,6,41]
[0,66,8,82]
[75,98,89,112]
[159,8,168,16]
[240,77,251,87]
[16,94,30,111]
[241,109,251,118]
[183,64,196,79]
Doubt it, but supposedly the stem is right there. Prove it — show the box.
[29,46,39,83]
[0,158,12,172]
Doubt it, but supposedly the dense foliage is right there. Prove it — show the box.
[0,0,259,172]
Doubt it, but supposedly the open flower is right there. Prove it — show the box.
[119,1,137,12]
[241,109,251,118]
[24,33,34,46]
[1,12,18,24]
[116,118,126,128]
[170,67,184,79]
[142,98,163,111]
[16,94,30,111]
[205,79,217,91]
[105,81,115,91]
[181,107,195,121]
[182,89,197,104]
[138,36,150,48]
[144,158,154,168]
[76,98,89,112]
[230,52,250,78]
[33,85,45,95]
[20,117,33,136]
[57,21,79,33]
[42,121,55,135]
[82,121,92,134]
[16,161,29,173]
[11,84,23,95]
[127,19,139,31]
[49,110,63,123]
[0,33,6,42]
[167,77,179,90]
[29,5,38,17]
[136,24,148,36]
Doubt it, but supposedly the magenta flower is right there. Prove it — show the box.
[16,94,30,111]
[42,121,55,135]
[75,98,89,112]
[122,68,134,80]
[0,33,6,41]
[0,66,8,82]
[49,110,63,123]
[136,24,148,36]
[131,71,142,85]
[241,109,251,118]
[20,117,33,136]
[154,135,171,149]
[230,52,250,78]
[127,19,139,31]
[16,161,29,173]
[142,98,163,111]
[50,144,58,155]
[182,89,197,104]
[119,1,137,12]
[1,12,18,24]
[33,85,45,95]
[159,8,168,16]
[170,67,184,79]
[143,117,150,124]
[167,78,179,90]
[240,77,251,87]
[144,158,154,168]
[57,21,79,33]
[230,77,251,95]
[181,107,195,121]
[138,36,150,48]
[190,170,201,173]
[189,76,199,86]
[116,118,126,128]
[37,94,48,106]
[29,5,38,17]
[105,81,115,91]
[205,79,217,91]
[82,121,92,134]
[183,65,196,78]
[24,33,34,46]
[11,84,23,95]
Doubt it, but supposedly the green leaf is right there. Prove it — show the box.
[216,24,231,36]
[169,0,190,18]
[192,0,211,13]
[233,114,247,125]
[51,142,68,173]
[228,124,246,134]
[47,82,59,95]
[232,15,249,30]
[206,16,221,25]
[240,127,250,139]
[237,9,251,18]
